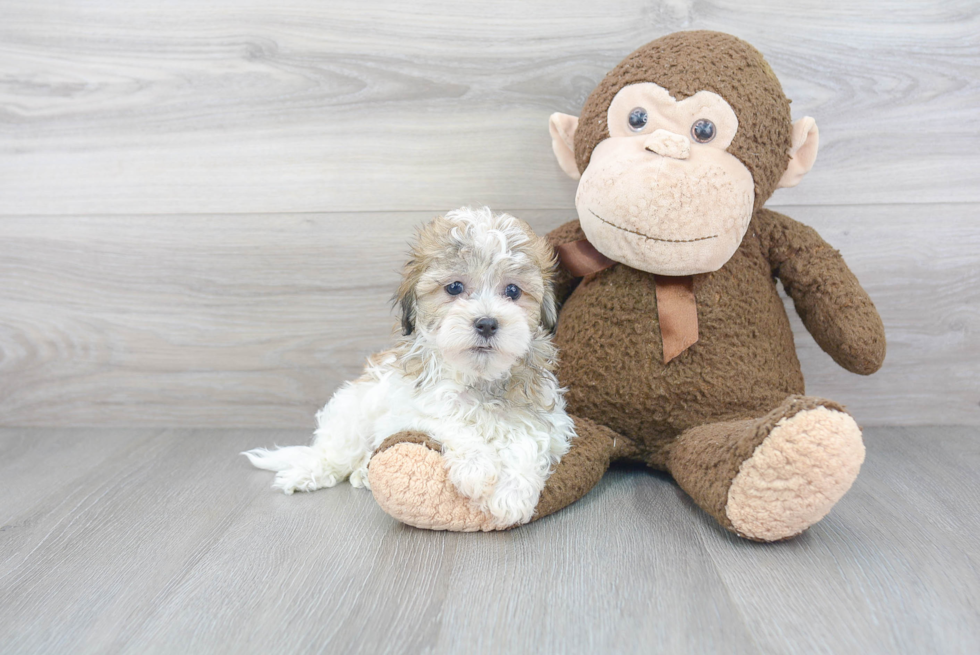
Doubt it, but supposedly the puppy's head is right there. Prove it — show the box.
[395,207,557,381]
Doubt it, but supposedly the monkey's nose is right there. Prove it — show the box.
[474,317,498,338]
[644,129,690,160]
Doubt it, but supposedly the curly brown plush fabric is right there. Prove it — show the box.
[549,211,884,463]
[538,208,884,539]
[759,209,887,373]
[534,416,642,519]
[550,215,801,462]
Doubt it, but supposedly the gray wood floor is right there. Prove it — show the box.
[1,427,977,654]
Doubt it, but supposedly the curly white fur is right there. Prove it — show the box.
[244,207,575,528]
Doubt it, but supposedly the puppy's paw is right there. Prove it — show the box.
[243,446,344,494]
[368,443,497,532]
[445,452,497,502]
[349,464,371,489]
[484,474,542,529]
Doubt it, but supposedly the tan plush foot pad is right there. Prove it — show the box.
[368,443,497,532]
[726,407,865,541]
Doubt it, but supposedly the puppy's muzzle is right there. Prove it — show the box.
[474,317,498,339]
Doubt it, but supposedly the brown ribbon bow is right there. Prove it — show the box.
[555,239,699,363]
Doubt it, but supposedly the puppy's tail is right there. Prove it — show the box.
[242,445,341,494]
[242,446,302,471]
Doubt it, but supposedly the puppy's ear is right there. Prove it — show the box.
[396,217,446,337]
[399,289,417,336]
[394,273,418,336]
[528,232,560,333]
[394,253,424,337]
[540,282,559,334]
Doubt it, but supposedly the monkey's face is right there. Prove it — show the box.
[574,83,755,276]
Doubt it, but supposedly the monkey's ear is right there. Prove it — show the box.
[549,113,581,180]
[777,117,819,189]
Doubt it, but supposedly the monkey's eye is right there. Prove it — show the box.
[627,107,648,132]
[504,284,522,300]
[445,281,464,296]
[691,119,716,143]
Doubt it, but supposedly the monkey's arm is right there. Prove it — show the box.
[546,220,587,307]
[757,208,886,375]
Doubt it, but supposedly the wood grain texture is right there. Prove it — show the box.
[0,427,977,654]
[1,0,978,214]
[0,428,157,524]
[1,205,976,428]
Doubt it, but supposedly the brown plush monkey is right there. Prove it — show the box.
[368,31,886,541]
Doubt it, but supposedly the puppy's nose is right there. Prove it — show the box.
[474,317,498,338]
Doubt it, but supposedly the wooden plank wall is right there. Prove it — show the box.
[1,0,977,427]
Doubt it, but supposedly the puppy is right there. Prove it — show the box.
[244,207,575,529]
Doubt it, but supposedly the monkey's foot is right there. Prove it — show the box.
[368,441,498,532]
[726,406,865,541]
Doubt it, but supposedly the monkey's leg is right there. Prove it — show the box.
[533,416,630,520]
[666,395,865,541]
[367,417,626,531]
[368,431,496,532]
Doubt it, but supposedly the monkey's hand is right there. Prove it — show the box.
[758,208,886,375]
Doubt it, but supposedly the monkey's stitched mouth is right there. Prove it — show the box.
[588,209,718,243]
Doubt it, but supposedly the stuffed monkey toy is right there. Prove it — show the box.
[367,31,885,541]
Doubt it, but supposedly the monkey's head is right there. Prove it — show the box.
[549,31,820,276]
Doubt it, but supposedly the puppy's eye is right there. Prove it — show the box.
[691,119,716,143]
[628,107,648,132]
[504,284,522,300]
[445,281,464,296]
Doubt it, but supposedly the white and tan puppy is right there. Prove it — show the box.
[244,207,575,529]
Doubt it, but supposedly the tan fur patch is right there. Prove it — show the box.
[368,443,499,532]
[726,406,865,541]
